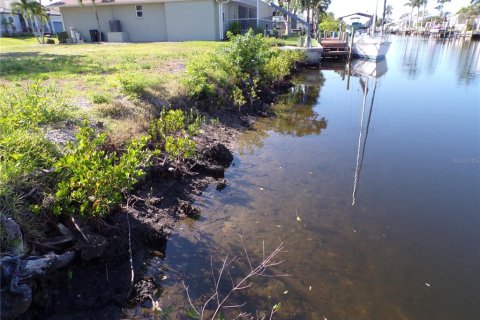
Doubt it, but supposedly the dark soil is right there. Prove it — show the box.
[16,105,279,319]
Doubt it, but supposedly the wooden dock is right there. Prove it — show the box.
[320,39,349,59]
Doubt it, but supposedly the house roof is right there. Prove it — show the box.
[50,0,189,8]
[338,13,373,20]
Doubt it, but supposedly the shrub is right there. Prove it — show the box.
[118,73,149,98]
[46,38,55,44]
[0,82,70,133]
[149,108,205,165]
[227,21,242,36]
[54,124,150,216]
[184,30,304,110]
[263,49,305,82]
[57,31,68,44]
[90,92,112,104]
[0,129,59,217]
[95,101,131,119]
[0,84,69,217]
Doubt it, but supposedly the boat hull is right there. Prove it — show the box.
[352,41,391,60]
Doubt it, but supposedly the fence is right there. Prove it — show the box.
[223,18,272,35]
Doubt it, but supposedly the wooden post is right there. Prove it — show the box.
[348,27,355,61]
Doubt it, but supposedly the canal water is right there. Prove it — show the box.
[155,37,480,319]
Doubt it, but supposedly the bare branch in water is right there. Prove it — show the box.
[183,236,286,319]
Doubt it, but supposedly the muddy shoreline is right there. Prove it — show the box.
[11,74,302,319]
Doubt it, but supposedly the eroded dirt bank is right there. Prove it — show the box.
[14,91,289,319]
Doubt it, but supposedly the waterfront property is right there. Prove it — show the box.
[52,0,273,43]
[158,36,480,319]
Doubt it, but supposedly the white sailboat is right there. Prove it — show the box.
[341,0,392,60]
[352,34,392,60]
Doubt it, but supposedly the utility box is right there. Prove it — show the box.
[109,20,122,32]
[107,32,128,43]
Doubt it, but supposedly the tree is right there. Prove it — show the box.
[404,0,421,30]
[11,0,48,44]
[435,0,451,18]
[457,4,480,31]
[31,1,49,43]
[11,0,34,33]
[299,0,331,46]
[318,12,340,31]
[419,0,428,29]
[78,0,102,41]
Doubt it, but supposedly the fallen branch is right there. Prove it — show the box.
[183,237,287,319]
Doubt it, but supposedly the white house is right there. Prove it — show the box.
[51,0,273,43]
[49,7,65,33]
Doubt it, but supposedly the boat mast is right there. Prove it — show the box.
[371,0,379,36]
[352,76,378,206]
[382,0,387,34]
[352,77,368,206]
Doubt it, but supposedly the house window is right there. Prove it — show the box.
[8,17,14,24]
[135,5,143,18]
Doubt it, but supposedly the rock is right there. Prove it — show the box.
[216,179,227,191]
[203,143,233,168]
[0,252,75,319]
[0,215,24,256]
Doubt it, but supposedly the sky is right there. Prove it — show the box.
[328,0,473,20]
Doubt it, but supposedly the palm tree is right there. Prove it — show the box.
[404,0,419,31]
[435,0,451,19]
[457,4,480,31]
[11,0,34,33]
[419,0,428,29]
[30,1,49,43]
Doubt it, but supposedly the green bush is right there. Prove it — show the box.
[90,92,112,104]
[263,49,305,82]
[57,31,68,43]
[184,29,304,110]
[0,129,59,217]
[54,124,150,216]
[118,73,149,98]
[227,21,242,36]
[0,83,70,133]
[0,83,69,216]
[46,38,55,44]
[149,108,204,164]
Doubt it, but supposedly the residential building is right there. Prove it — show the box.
[51,0,273,43]
[0,0,27,36]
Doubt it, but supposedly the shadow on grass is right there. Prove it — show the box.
[0,51,116,79]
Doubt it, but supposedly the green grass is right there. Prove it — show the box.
[0,36,39,48]
[0,40,222,141]
[267,36,301,47]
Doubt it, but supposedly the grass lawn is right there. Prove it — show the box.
[0,37,222,143]
[0,36,39,48]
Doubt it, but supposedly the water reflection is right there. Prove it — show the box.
[350,59,388,206]
[399,36,480,84]
[158,36,479,320]
[238,70,328,154]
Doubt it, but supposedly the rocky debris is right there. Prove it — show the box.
[0,215,24,256]
[178,200,201,219]
[202,143,233,168]
[216,178,227,191]
[0,252,75,320]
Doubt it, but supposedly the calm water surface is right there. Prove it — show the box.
[157,37,480,319]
